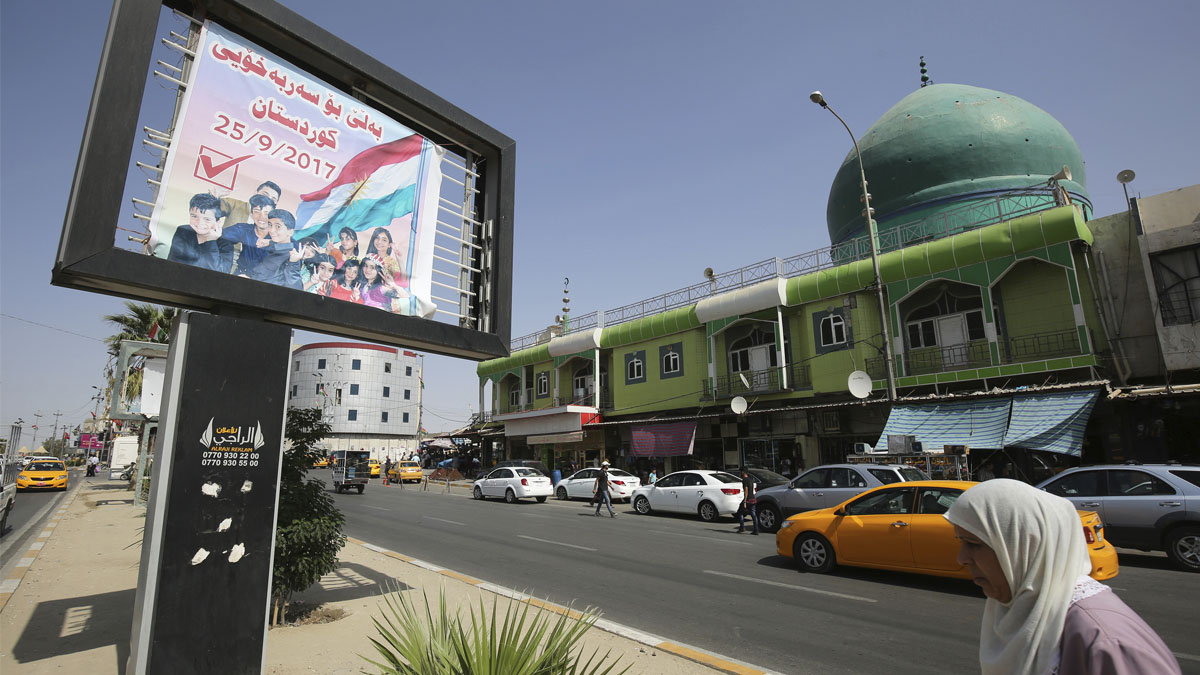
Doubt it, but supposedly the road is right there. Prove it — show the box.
[333,479,1200,674]
[0,469,83,580]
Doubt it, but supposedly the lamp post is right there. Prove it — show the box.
[810,91,898,400]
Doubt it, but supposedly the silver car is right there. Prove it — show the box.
[1037,464,1200,572]
[754,463,929,533]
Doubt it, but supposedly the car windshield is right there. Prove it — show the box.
[27,462,64,471]
[401,462,418,467]
[710,472,741,483]
[514,467,542,477]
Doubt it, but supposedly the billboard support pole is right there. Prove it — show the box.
[128,311,291,674]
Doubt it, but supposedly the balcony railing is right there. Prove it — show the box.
[509,188,1089,351]
[790,363,813,389]
[1003,329,1082,364]
[554,388,612,410]
[904,341,992,376]
[1159,287,1199,326]
[865,357,887,381]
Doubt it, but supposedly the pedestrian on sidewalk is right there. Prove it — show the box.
[945,479,1180,675]
[593,461,616,518]
[383,456,393,486]
[735,468,758,534]
[648,467,657,484]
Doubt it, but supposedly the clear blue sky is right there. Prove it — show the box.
[2,0,1197,440]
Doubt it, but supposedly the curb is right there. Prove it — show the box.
[347,537,781,675]
[0,477,85,614]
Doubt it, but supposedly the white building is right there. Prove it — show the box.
[289,341,423,460]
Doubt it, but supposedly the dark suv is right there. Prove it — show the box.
[492,460,552,478]
[1037,464,1200,572]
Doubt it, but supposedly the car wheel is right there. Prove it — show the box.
[536,496,547,503]
[473,486,484,500]
[634,496,652,515]
[556,486,568,501]
[758,504,782,533]
[794,533,835,573]
[505,489,517,504]
[1166,525,1200,572]
[698,501,718,522]
[357,485,365,494]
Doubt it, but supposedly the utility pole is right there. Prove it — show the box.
[51,410,64,446]
[31,412,43,449]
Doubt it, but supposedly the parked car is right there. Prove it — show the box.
[630,470,744,522]
[368,458,382,478]
[743,467,790,490]
[17,460,69,491]
[493,460,552,477]
[388,461,423,484]
[776,480,1119,581]
[555,468,642,502]
[1036,463,1200,572]
[754,463,930,533]
[473,466,553,503]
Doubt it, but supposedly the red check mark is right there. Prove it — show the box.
[198,153,254,179]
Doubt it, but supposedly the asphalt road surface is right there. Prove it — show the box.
[332,479,1200,674]
[0,469,84,578]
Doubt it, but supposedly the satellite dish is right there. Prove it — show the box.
[1116,169,1136,184]
[847,370,873,399]
[738,373,750,389]
[730,396,748,415]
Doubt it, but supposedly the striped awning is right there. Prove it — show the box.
[873,398,1012,452]
[631,421,696,457]
[1003,390,1099,456]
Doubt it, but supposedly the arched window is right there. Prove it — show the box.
[729,326,777,372]
[662,350,680,374]
[536,372,549,396]
[508,382,520,407]
[820,314,847,347]
[627,357,644,381]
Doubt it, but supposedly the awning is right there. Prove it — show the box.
[873,398,1011,452]
[631,421,696,457]
[1003,390,1099,456]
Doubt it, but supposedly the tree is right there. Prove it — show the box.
[271,406,345,625]
[101,302,176,403]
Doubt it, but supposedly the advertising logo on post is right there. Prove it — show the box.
[147,22,445,318]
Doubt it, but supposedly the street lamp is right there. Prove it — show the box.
[810,91,898,400]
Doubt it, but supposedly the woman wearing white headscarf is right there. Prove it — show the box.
[945,479,1179,675]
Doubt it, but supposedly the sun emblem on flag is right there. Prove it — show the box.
[344,175,373,208]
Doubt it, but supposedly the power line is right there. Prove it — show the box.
[1,313,106,343]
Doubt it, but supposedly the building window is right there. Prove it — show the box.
[384,362,391,373]
[352,359,361,370]
[403,412,410,423]
[382,411,389,423]
[348,409,357,421]
[404,389,411,400]
[383,386,390,398]
[624,350,646,384]
[294,361,299,371]
[536,372,549,398]
[659,341,684,380]
[290,384,297,398]
[317,358,326,369]
[907,319,938,348]
[315,384,322,395]
[663,351,680,374]
[821,314,847,347]
[728,327,778,373]
[509,383,520,407]
[350,384,359,395]
[406,366,412,376]
[1150,245,1200,325]
[335,388,342,405]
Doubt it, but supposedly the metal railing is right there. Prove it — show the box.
[510,188,1086,351]
[865,357,887,380]
[703,367,789,399]
[1159,287,1199,326]
[790,363,813,389]
[903,342,992,376]
[1003,329,1082,364]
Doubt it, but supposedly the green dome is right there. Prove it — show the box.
[825,84,1089,244]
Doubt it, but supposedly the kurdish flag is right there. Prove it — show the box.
[293,134,439,243]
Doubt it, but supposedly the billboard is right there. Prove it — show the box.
[147,23,443,319]
[53,0,514,360]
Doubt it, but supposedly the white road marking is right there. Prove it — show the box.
[517,535,597,552]
[424,516,466,526]
[703,570,877,603]
[650,529,751,545]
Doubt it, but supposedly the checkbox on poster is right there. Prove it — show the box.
[194,145,254,191]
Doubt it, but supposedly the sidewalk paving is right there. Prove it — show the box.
[0,479,732,675]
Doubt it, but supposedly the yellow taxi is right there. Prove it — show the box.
[18,459,69,491]
[312,455,330,469]
[388,461,423,484]
[369,458,382,478]
[776,480,1118,581]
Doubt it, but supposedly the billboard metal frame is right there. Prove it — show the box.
[53,0,514,361]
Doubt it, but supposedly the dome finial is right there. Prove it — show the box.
[919,56,933,88]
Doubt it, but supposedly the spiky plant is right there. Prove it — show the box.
[364,586,629,675]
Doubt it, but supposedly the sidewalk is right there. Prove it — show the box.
[0,480,738,675]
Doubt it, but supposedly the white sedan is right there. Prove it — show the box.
[555,468,642,502]
[473,466,553,503]
[630,470,744,522]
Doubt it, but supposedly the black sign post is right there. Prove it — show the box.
[128,311,291,673]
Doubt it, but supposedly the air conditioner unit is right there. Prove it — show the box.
[852,442,885,455]
[887,434,916,454]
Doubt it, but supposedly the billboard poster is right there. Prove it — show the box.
[147,21,445,318]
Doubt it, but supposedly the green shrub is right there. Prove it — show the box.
[364,586,628,675]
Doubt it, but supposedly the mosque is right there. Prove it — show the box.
[470,77,1199,482]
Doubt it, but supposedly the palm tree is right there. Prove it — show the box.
[102,302,176,403]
